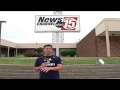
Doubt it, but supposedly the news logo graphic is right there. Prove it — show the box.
[61,17,77,30]
[35,15,80,32]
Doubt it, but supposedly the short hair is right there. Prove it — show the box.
[43,44,53,49]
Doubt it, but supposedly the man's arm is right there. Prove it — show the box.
[49,64,63,71]
[40,64,63,73]
[34,62,47,71]
[34,66,41,71]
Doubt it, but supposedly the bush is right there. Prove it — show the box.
[24,52,43,57]
[60,50,68,57]
[35,47,43,53]
[68,49,76,57]
[60,49,76,57]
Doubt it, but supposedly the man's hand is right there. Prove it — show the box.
[40,62,51,73]
[41,62,47,67]
[41,67,52,73]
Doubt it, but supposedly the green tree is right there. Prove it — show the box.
[35,47,43,53]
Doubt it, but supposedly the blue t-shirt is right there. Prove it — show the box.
[34,55,63,79]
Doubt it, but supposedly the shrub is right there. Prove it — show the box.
[60,49,76,57]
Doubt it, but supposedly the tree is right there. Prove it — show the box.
[35,47,43,53]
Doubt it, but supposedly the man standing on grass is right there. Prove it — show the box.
[34,44,63,79]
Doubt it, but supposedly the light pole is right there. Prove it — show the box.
[0,21,6,57]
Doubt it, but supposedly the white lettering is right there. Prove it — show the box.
[47,63,55,66]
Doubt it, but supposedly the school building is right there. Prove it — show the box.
[0,39,76,57]
[76,18,120,57]
[1,18,120,57]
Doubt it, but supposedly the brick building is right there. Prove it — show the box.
[77,18,120,57]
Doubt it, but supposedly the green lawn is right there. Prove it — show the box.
[0,57,120,66]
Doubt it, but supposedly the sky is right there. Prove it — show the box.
[1,11,120,43]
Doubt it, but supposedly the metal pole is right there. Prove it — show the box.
[53,11,62,56]
[56,32,59,56]
[0,21,6,57]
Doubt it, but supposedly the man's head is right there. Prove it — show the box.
[43,44,53,56]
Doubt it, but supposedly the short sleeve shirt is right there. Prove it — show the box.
[34,55,63,79]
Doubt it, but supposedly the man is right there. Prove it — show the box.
[34,44,63,79]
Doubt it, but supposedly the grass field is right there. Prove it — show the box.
[0,56,120,66]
